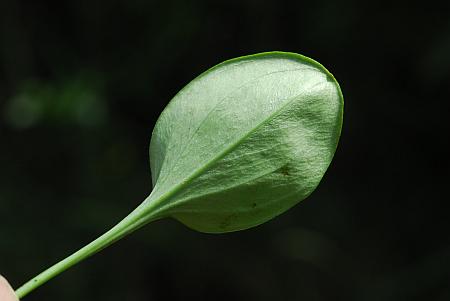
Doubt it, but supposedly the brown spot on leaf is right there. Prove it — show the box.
[219,213,237,229]
[278,164,290,176]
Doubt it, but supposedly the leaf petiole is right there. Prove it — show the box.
[14,196,159,299]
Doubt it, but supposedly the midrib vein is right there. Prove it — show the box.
[150,74,327,213]
[155,66,318,187]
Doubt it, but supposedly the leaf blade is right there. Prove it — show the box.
[148,51,343,233]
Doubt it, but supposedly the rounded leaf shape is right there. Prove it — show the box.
[13,52,344,299]
[147,52,343,233]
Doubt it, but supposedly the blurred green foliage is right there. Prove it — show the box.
[1,1,449,300]
[4,73,107,128]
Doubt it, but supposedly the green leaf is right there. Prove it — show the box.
[15,51,343,298]
[146,51,343,233]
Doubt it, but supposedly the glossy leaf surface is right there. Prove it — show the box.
[146,52,343,233]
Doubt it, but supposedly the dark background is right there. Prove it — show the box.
[1,1,449,300]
